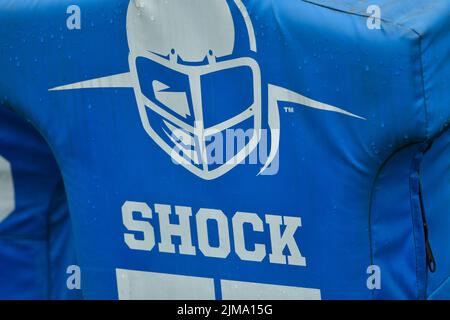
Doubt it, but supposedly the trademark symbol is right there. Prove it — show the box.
[284,107,295,113]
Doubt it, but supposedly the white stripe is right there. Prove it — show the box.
[269,84,366,120]
[116,269,216,300]
[49,72,133,91]
[221,279,321,300]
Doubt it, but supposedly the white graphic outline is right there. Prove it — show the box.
[49,0,365,180]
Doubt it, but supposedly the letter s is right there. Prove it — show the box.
[122,201,155,251]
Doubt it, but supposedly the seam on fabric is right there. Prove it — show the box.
[296,1,434,299]
[367,142,419,300]
[44,180,62,300]
[416,35,431,138]
[45,190,51,299]
[417,127,450,298]
[299,0,430,138]
[408,149,423,299]
[299,0,423,37]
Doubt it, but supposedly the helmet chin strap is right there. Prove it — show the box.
[258,85,281,176]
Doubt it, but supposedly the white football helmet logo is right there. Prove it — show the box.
[50,0,364,180]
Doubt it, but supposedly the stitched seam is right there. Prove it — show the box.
[408,153,422,299]
[299,0,430,138]
[300,0,422,37]
[367,142,419,300]
[44,180,63,300]
[417,35,431,138]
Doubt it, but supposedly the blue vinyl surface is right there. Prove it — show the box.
[0,0,449,299]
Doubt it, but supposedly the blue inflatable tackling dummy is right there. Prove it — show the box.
[0,0,449,299]
[0,105,82,299]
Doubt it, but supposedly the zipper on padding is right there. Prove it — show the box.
[417,145,437,274]
[409,142,437,298]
